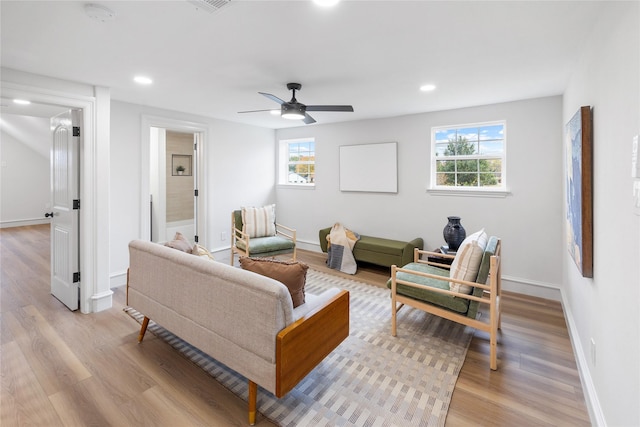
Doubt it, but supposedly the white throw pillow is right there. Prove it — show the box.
[449,229,488,294]
[192,244,215,261]
[242,204,276,238]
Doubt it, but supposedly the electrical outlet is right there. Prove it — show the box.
[220,231,226,241]
[590,338,596,366]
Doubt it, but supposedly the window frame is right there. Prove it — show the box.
[277,138,316,189]
[429,120,508,196]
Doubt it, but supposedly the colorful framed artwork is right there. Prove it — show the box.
[565,106,593,278]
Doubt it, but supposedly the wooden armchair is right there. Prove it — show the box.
[389,236,502,370]
[230,208,297,265]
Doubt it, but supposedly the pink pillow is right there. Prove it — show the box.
[164,232,193,253]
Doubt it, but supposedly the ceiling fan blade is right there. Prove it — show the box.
[238,109,276,114]
[259,92,287,105]
[305,105,354,112]
[303,113,316,124]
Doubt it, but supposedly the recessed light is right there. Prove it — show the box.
[420,84,436,92]
[134,76,153,85]
[13,99,31,105]
[313,0,340,7]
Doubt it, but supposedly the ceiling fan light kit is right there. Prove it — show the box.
[238,82,353,125]
[281,104,306,120]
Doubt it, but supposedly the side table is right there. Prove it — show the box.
[427,247,456,266]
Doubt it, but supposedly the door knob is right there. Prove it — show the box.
[45,212,54,218]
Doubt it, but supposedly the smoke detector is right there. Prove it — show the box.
[84,3,116,22]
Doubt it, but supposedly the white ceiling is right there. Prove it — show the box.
[0,0,605,129]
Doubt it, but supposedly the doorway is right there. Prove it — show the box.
[150,128,200,243]
[1,83,110,313]
[0,101,80,311]
[141,115,207,247]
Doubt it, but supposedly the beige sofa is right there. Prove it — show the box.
[127,240,350,425]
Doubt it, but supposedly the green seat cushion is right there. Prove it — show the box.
[386,263,470,314]
[356,236,406,256]
[236,235,294,255]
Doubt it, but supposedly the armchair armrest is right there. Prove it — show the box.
[275,223,296,242]
[413,248,456,269]
[392,264,490,304]
[232,224,250,246]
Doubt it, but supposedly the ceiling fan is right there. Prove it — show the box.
[239,83,354,124]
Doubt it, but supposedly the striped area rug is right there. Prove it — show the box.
[124,269,473,426]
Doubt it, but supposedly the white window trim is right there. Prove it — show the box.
[429,120,507,195]
[278,137,316,188]
[426,187,511,198]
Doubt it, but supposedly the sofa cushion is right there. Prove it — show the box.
[449,229,488,294]
[242,205,276,238]
[164,232,193,253]
[239,257,308,308]
[386,263,470,314]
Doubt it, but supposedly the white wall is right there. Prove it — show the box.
[276,96,564,299]
[109,101,275,283]
[562,2,639,426]
[0,116,50,226]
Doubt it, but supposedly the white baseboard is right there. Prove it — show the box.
[560,288,606,427]
[110,270,128,288]
[0,218,50,228]
[501,275,562,301]
[90,289,113,313]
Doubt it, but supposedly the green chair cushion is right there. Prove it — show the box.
[386,263,470,314]
[236,235,295,255]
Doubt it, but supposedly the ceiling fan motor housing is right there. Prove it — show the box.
[282,102,305,115]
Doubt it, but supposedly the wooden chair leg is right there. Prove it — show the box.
[248,380,257,425]
[391,266,398,337]
[138,316,150,343]
[490,331,497,370]
[489,314,498,370]
[391,301,397,337]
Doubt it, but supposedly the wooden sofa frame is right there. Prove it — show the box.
[390,240,502,370]
[136,290,349,424]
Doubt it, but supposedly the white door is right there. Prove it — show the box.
[50,109,81,311]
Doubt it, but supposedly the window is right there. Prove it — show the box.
[278,138,315,186]
[431,121,506,192]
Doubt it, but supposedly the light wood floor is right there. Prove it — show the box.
[1,225,590,426]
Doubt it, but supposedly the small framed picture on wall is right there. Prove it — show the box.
[172,154,192,176]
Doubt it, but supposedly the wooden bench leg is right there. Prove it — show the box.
[248,380,257,425]
[138,316,150,343]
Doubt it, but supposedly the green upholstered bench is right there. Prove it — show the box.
[388,236,502,370]
[319,227,423,268]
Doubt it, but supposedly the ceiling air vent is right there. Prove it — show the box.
[187,0,232,14]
